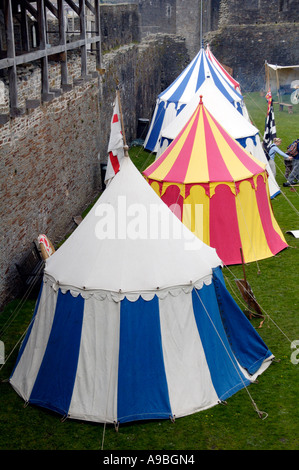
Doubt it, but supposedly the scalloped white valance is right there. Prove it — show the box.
[43,273,213,303]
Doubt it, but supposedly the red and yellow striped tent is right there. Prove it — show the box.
[143,97,288,265]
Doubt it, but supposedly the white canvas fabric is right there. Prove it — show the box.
[45,156,221,297]
[10,282,58,401]
[68,295,120,423]
[158,289,220,417]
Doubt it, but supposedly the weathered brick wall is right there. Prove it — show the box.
[0,80,101,305]
[0,33,188,310]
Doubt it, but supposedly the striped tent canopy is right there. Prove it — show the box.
[10,156,274,425]
[143,97,288,265]
[206,44,241,93]
[155,78,280,199]
[144,47,247,153]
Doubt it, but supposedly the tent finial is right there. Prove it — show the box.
[199,95,203,104]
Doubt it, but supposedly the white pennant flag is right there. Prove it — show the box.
[104,94,125,186]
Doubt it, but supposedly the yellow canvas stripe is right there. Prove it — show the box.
[235,180,273,262]
[184,108,210,183]
[182,184,210,245]
[148,112,198,181]
[264,179,287,242]
[149,180,161,197]
[204,111,256,181]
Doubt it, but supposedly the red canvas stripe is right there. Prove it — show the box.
[255,175,288,254]
[202,109,233,182]
[161,185,184,221]
[209,184,242,265]
[210,114,264,175]
[163,108,201,183]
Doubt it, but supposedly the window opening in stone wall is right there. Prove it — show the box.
[166,4,172,18]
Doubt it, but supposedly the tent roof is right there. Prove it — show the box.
[45,156,221,296]
[206,44,240,91]
[266,63,299,70]
[158,48,243,106]
[160,78,258,142]
[143,97,266,185]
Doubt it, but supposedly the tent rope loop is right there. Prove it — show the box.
[114,421,120,432]
[257,410,268,420]
[169,415,176,423]
[61,414,68,423]
[250,399,268,420]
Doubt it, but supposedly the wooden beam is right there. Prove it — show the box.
[20,2,30,52]
[37,0,53,101]
[4,0,19,113]
[45,0,58,19]
[24,0,38,20]
[0,36,102,70]
[79,0,87,77]
[85,0,95,15]
[57,0,69,87]
[64,0,79,16]
[94,0,102,70]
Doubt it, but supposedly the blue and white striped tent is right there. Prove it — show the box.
[10,156,274,425]
[144,48,247,153]
[155,79,280,199]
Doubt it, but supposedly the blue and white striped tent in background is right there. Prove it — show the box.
[10,156,274,425]
[155,78,280,199]
[144,47,249,153]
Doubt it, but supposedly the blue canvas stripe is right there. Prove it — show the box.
[192,282,250,401]
[212,267,272,375]
[196,53,208,91]
[207,61,242,105]
[145,100,166,151]
[10,281,44,378]
[168,54,200,103]
[159,50,202,100]
[29,290,84,416]
[270,189,281,199]
[117,296,172,423]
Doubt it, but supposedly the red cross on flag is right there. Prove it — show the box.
[105,95,125,185]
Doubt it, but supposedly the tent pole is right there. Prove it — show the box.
[275,69,280,103]
[240,247,247,284]
[200,0,203,48]
[265,61,270,92]
[116,87,128,149]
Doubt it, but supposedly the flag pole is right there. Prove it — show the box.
[116,87,129,156]
[200,0,203,48]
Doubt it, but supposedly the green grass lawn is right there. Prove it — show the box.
[0,92,298,451]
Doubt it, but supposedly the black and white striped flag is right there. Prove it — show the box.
[262,91,276,160]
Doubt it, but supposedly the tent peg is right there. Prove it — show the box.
[220,400,227,405]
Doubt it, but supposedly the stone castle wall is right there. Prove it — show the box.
[0,5,188,309]
[206,0,299,91]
